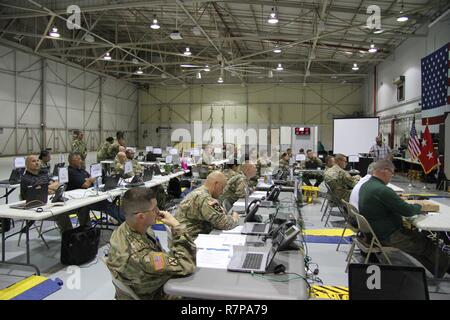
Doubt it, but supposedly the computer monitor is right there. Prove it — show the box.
[348,263,429,300]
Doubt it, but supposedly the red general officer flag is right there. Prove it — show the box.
[418,124,438,174]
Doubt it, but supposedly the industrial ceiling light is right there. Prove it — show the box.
[183,47,192,56]
[267,8,279,24]
[150,16,160,29]
[397,5,409,22]
[352,63,359,71]
[135,67,144,75]
[368,42,378,53]
[276,63,283,71]
[217,76,224,83]
[102,52,112,61]
[273,44,282,54]
[49,27,60,38]
[204,65,211,72]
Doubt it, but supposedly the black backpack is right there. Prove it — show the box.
[167,178,182,198]
[61,225,100,265]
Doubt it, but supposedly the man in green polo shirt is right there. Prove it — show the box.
[359,159,450,277]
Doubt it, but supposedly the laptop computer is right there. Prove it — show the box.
[227,232,284,274]
[143,168,154,182]
[0,168,25,185]
[348,263,429,300]
[100,175,120,191]
[241,207,279,235]
[125,174,145,188]
[10,183,48,210]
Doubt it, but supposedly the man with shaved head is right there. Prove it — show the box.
[176,171,239,239]
[220,163,257,207]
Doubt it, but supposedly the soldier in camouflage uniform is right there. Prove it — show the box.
[277,152,291,179]
[107,131,126,160]
[302,150,324,187]
[324,153,360,202]
[71,130,87,169]
[126,148,144,176]
[324,155,335,173]
[97,137,114,162]
[220,163,257,207]
[113,152,134,178]
[176,171,239,240]
[106,188,196,300]
[38,149,51,175]
[256,150,272,177]
[222,162,239,182]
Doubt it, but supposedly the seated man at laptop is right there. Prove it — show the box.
[324,153,359,202]
[176,171,239,240]
[67,152,125,223]
[106,188,196,300]
[125,148,144,176]
[112,152,133,178]
[358,159,450,278]
[20,155,89,233]
[220,163,257,207]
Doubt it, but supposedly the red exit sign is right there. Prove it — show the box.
[295,127,310,136]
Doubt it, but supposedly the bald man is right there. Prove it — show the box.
[176,171,239,240]
[220,163,257,207]
[113,151,133,178]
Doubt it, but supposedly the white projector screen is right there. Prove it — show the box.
[333,117,379,156]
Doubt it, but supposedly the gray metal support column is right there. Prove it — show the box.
[99,76,103,143]
[41,58,47,150]
[136,86,140,147]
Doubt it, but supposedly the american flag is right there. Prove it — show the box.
[421,42,450,133]
[408,117,421,160]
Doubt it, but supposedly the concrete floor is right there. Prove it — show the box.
[1,154,449,299]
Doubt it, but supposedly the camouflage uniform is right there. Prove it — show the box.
[219,173,248,207]
[176,185,239,239]
[278,159,290,177]
[222,168,239,182]
[257,158,271,177]
[72,138,87,169]
[324,164,358,202]
[106,222,196,300]
[112,157,138,179]
[97,141,112,162]
[107,139,122,160]
[131,159,144,176]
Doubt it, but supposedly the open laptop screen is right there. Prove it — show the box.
[348,264,429,300]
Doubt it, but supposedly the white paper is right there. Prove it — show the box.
[58,167,69,184]
[233,201,246,207]
[196,249,231,269]
[194,234,226,249]
[221,234,247,246]
[124,161,133,174]
[170,148,178,155]
[221,225,244,234]
[90,163,102,178]
[153,148,162,155]
[349,155,360,163]
[165,155,173,164]
[146,146,153,152]
[296,154,306,161]
[13,157,26,168]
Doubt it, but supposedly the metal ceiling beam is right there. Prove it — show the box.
[0,0,434,20]
[34,15,54,52]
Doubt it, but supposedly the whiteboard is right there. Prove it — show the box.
[333,118,379,156]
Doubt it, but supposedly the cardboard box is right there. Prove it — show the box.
[405,200,440,212]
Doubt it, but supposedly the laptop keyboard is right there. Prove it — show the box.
[252,224,266,233]
[242,253,263,269]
